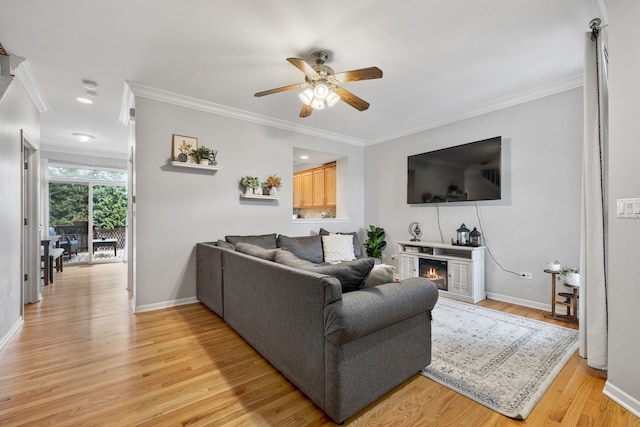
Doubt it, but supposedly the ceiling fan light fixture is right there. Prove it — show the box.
[326,91,340,107]
[298,88,314,105]
[314,83,330,100]
[311,98,326,110]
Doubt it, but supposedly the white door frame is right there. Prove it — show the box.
[22,130,40,305]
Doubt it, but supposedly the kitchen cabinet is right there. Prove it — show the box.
[294,163,336,208]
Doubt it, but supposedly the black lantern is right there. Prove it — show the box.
[456,223,470,245]
[470,227,481,247]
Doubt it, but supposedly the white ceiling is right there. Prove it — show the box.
[0,0,601,160]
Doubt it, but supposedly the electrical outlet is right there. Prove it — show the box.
[391,253,397,260]
[519,272,532,279]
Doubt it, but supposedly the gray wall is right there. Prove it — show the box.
[0,79,40,344]
[607,0,640,411]
[364,88,583,309]
[133,96,365,309]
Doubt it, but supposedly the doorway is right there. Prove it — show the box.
[48,166,127,265]
[21,131,39,305]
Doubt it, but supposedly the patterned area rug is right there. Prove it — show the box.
[422,298,579,419]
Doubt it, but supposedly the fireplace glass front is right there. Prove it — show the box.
[419,258,448,291]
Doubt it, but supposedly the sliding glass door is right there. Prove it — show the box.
[91,185,127,262]
[48,166,127,265]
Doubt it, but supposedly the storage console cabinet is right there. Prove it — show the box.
[397,241,486,303]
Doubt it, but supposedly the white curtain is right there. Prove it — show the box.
[579,28,608,370]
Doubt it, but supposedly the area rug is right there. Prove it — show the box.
[421,298,579,419]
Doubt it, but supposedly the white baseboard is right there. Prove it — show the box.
[487,292,579,315]
[134,297,199,313]
[486,292,549,312]
[0,316,24,350]
[603,380,640,419]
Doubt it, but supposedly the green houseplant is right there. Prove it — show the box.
[240,176,260,195]
[558,266,580,286]
[191,146,213,164]
[364,225,387,259]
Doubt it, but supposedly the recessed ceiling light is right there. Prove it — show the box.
[76,97,93,104]
[72,133,95,142]
[300,155,309,160]
[82,80,98,91]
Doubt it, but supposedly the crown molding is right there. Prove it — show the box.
[366,74,583,146]
[14,59,50,113]
[125,74,582,149]
[125,81,365,147]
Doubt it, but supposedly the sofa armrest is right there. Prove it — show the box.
[324,277,438,346]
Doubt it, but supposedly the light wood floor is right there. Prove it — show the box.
[1,263,638,426]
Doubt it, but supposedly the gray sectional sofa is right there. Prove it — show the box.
[196,233,439,424]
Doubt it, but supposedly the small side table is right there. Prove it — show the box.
[543,269,578,323]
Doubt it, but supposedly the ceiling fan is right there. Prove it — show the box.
[254,51,383,118]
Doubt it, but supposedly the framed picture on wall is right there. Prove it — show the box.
[172,134,198,162]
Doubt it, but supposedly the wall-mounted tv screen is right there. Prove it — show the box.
[407,136,502,204]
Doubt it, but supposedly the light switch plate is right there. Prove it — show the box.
[617,198,640,218]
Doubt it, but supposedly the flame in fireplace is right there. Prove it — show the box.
[425,267,446,281]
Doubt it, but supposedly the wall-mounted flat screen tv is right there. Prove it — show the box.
[407,136,501,204]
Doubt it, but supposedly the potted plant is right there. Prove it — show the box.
[558,266,580,286]
[364,225,387,261]
[191,146,213,165]
[265,174,282,196]
[240,176,260,195]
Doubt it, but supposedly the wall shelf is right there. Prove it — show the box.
[170,161,222,171]
[240,194,280,200]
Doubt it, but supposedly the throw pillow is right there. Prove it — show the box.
[364,264,396,287]
[274,249,374,293]
[319,228,362,257]
[216,239,235,250]
[234,242,277,261]
[225,233,277,249]
[322,234,355,262]
[276,234,324,263]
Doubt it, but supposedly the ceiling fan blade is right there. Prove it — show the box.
[299,104,313,118]
[333,87,370,111]
[334,66,383,83]
[287,58,319,77]
[254,83,305,97]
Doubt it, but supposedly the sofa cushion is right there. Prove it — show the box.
[216,239,235,250]
[276,234,324,263]
[234,242,277,261]
[322,234,355,262]
[319,228,362,258]
[364,264,396,287]
[225,233,277,249]
[274,249,374,293]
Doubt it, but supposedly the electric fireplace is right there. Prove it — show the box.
[419,258,448,291]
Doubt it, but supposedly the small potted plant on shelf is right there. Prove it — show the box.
[364,225,387,262]
[240,175,260,195]
[265,174,282,196]
[558,266,580,286]
[191,146,213,165]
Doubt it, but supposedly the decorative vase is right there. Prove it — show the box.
[244,187,253,195]
[199,159,209,165]
[547,261,561,272]
[254,187,263,195]
[565,273,580,286]
[269,187,277,196]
